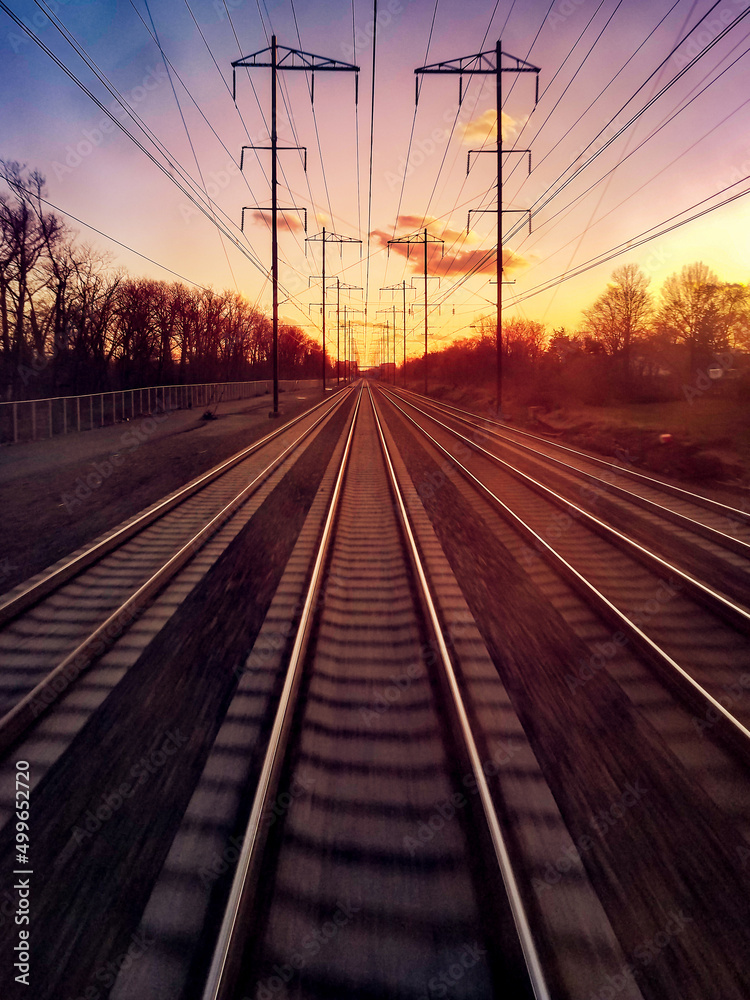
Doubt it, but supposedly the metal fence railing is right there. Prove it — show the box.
[0,379,320,446]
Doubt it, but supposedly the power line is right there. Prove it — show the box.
[32,193,209,288]
[516,38,750,266]
[364,0,379,358]
[509,174,750,306]
[33,0,262,267]
[505,1,750,244]
[142,0,239,292]
[289,0,336,229]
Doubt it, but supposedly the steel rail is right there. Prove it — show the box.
[369,385,551,1000]
[0,388,352,627]
[0,390,354,758]
[376,388,750,762]
[389,384,750,529]
[384,387,750,560]
[200,386,363,1000]
[383,389,750,632]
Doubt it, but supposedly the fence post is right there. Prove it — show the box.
[63,398,67,435]
[48,399,53,439]
[32,401,37,441]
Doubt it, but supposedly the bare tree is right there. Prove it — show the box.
[582,263,651,371]
[0,161,64,381]
[503,317,547,369]
[657,261,748,371]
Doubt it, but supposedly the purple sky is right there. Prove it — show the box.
[2,0,749,364]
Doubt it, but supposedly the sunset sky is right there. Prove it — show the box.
[2,0,750,366]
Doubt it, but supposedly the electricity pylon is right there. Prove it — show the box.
[376,309,397,382]
[328,280,362,383]
[306,229,362,390]
[232,36,359,414]
[387,229,444,395]
[381,281,417,387]
[415,40,540,415]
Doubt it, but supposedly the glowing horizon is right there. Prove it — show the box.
[2,0,749,367]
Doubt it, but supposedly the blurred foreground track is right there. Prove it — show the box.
[0,380,748,999]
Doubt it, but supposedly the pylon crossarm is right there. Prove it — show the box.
[414,48,539,105]
[233,45,359,103]
[241,145,307,171]
[503,208,532,235]
[233,45,358,73]
[306,231,362,245]
[416,50,495,76]
[468,148,530,175]
[467,206,531,234]
[468,207,493,232]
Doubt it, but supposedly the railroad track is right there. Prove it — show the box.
[387,385,750,544]
[198,384,550,1000]
[0,379,749,999]
[378,384,750,740]
[373,381,750,999]
[0,388,353,763]
[384,386,750,595]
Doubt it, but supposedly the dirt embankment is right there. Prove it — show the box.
[426,382,750,494]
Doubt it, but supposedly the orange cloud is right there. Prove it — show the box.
[371,214,530,278]
[461,109,517,145]
[245,210,305,233]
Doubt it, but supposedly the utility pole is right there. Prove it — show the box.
[387,229,444,395]
[375,311,392,381]
[328,281,362,384]
[342,307,363,381]
[377,305,398,382]
[415,41,539,416]
[232,37,359,415]
[306,229,361,391]
[382,281,417,387]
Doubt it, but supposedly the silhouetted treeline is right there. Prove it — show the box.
[403,262,750,405]
[0,161,330,400]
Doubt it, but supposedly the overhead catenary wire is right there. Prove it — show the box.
[32,192,210,289]
[504,1,750,245]
[33,0,270,272]
[142,0,239,292]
